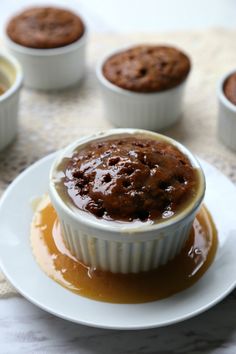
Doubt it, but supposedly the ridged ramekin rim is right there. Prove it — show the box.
[49,128,205,235]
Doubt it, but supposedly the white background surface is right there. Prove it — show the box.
[1,0,236,353]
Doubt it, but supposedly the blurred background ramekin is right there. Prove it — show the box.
[96,48,190,131]
[218,69,236,152]
[4,27,87,91]
[0,51,23,151]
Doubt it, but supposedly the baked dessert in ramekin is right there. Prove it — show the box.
[0,51,23,151]
[218,70,236,151]
[4,7,87,90]
[96,45,191,131]
[49,129,205,274]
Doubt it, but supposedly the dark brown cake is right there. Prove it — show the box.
[224,72,236,105]
[6,7,85,49]
[62,136,198,222]
[102,45,191,93]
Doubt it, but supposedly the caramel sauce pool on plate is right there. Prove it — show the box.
[31,197,218,303]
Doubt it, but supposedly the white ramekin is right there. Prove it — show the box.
[4,27,87,90]
[96,47,190,131]
[49,129,205,274]
[218,69,236,151]
[0,51,23,151]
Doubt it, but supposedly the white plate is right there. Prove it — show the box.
[0,154,236,330]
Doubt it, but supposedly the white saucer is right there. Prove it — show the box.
[0,154,236,330]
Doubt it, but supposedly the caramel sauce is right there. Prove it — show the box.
[31,196,218,304]
[0,84,6,95]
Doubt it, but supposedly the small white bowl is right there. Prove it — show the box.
[96,47,190,131]
[0,51,23,151]
[4,27,87,91]
[218,69,236,151]
[49,129,205,274]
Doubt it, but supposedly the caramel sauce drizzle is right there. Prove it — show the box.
[31,196,218,303]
